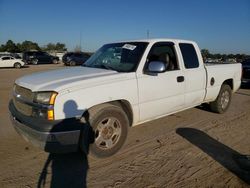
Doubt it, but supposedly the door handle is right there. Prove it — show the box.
[177,76,184,82]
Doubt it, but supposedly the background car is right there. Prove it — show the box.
[62,52,90,66]
[241,59,250,85]
[0,53,22,59]
[0,56,25,68]
[23,51,59,64]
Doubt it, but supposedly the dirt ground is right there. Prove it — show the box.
[0,64,250,188]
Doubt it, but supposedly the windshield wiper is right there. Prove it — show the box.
[97,64,118,72]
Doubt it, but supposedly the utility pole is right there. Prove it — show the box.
[80,31,82,51]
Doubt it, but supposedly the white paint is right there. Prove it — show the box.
[0,56,25,68]
[15,39,242,126]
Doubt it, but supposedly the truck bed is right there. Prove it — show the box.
[204,63,242,102]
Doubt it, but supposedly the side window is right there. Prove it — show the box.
[146,42,179,71]
[2,57,11,60]
[75,53,82,57]
[179,43,199,69]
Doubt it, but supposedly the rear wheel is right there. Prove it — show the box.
[14,62,21,69]
[53,59,59,64]
[209,84,232,113]
[69,61,76,66]
[80,104,129,158]
[31,59,38,65]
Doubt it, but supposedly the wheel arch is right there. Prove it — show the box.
[222,79,233,90]
[109,100,133,127]
[13,62,21,67]
[82,100,134,127]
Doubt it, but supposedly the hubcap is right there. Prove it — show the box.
[221,90,230,109]
[95,117,121,150]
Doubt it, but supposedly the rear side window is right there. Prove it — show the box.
[179,43,199,69]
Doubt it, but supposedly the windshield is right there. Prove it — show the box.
[83,42,148,72]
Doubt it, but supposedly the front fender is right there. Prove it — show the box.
[53,76,138,121]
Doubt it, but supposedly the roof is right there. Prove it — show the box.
[0,55,14,58]
[114,38,196,44]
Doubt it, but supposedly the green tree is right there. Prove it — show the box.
[0,44,6,52]
[44,42,67,52]
[20,40,40,51]
[46,43,56,51]
[201,49,211,60]
[4,40,18,52]
[55,42,67,51]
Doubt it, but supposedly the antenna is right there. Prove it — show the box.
[147,29,150,39]
[80,31,82,51]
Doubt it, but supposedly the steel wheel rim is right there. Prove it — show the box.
[221,90,230,109]
[33,59,38,64]
[94,117,122,150]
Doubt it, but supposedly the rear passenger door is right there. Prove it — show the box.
[179,43,206,108]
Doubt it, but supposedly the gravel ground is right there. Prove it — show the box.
[0,64,249,188]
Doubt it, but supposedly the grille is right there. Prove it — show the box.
[14,84,33,101]
[13,97,33,116]
[13,84,33,116]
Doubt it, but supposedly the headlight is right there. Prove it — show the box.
[32,91,57,120]
[33,92,57,105]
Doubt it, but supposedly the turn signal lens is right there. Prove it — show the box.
[47,110,54,120]
[49,93,57,105]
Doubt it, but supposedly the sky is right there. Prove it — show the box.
[0,0,249,54]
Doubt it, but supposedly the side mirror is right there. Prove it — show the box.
[147,61,167,73]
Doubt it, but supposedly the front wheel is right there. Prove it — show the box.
[80,104,129,158]
[209,84,232,113]
[14,63,21,69]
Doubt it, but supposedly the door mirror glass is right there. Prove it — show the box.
[147,61,167,73]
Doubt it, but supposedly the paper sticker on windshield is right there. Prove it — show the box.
[122,44,137,50]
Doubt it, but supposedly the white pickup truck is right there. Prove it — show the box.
[9,39,242,158]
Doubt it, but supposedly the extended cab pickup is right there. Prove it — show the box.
[9,39,242,158]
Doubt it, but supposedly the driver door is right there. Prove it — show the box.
[137,42,185,122]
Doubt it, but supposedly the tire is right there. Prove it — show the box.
[32,59,38,65]
[53,59,59,64]
[14,63,21,69]
[69,61,76,66]
[209,84,232,113]
[80,103,129,158]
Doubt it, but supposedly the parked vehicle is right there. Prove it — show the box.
[0,53,22,59]
[241,59,250,84]
[62,52,90,66]
[0,56,25,68]
[9,39,242,158]
[23,51,59,64]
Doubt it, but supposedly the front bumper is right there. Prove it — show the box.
[9,100,81,153]
[242,78,250,84]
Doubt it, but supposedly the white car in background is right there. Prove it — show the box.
[0,56,25,68]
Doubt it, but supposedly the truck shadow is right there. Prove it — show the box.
[37,100,94,188]
[176,128,250,185]
[195,104,214,113]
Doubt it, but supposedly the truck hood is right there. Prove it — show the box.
[16,67,121,92]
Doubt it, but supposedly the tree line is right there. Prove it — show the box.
[0,40,67,53]
[201,49,249,62]
[1,40,249,62]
